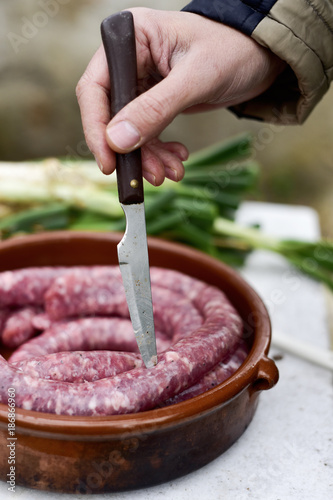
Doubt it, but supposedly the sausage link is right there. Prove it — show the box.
[1,306,41,348]
[162,342,248,405]
[0,267,70,307]
[8,318,139,363]
[8,317,170,363]
[44,267,126,320]
[31,312,52,331]
[150,268,207,299]
[10,351,143,383]
[0,266,115,308]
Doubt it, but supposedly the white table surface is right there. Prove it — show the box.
[1,202,332,499]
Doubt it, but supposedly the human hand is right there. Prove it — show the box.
[76,7,285,185]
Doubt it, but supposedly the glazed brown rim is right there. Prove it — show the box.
[0,232,277,437]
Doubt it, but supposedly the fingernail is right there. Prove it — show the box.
[176,150,188,162]
[93,155,104,173]
[165,167,179,182]
[107,121,141,151]
[144,172,157,186]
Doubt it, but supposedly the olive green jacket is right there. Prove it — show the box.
[183,0,333,124]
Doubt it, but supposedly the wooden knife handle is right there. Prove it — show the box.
[101,11,144,205]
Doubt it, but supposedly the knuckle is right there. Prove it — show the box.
[75,77,86,101]
[75,66,96,100]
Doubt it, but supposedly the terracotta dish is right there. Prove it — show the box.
[0,232,278,493]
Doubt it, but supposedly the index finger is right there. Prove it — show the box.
[76,45,116,174]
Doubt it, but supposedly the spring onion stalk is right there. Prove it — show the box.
[183,132,253,168]
[0,177,122,217]
[213,218,333,290]
[0,203,70,233]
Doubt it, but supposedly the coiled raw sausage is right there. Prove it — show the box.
[0,266,245,415]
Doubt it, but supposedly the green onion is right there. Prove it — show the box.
[184,133,253,168]
[213,217,333,290]
[0,203,70,235]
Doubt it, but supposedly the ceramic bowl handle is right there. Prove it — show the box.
[251,356,279,392]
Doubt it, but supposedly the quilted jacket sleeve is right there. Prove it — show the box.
[182,0,333,124]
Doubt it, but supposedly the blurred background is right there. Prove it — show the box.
[1,0,332,236]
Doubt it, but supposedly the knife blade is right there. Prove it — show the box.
[101,11,157,369]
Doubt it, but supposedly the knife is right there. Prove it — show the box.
[101,11,157,368]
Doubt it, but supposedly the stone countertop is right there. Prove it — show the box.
[1,202,332,499]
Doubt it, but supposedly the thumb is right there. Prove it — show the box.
[105,69,193,153]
